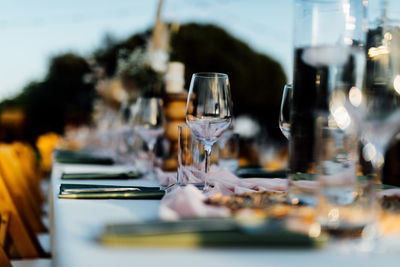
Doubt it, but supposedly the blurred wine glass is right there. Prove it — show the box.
[131,97,165,173]
[279,83,292,139]
[114,100,136,164]
[333,0,400,185]
[186,72,233,188]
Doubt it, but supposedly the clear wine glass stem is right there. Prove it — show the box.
[203,143,213,189]
[204,144,212,173]
[147,140,156,174]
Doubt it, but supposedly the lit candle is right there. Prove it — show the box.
[165,62,185,93]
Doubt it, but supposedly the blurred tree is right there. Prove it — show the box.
[170,23,287,140]
[0,23,286,142]
[94,23,287,140]
[0,53,95,142]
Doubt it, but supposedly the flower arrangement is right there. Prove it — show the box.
[117,47,164,96]
[116,0,169,97]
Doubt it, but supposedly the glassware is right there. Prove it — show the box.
[218,132,239,172]
[186,73,233,188]
[130,97,165,173]
[177,125,206,188]
[91,99,120,156]
[288,0,367,206]
[316,0,400,239]
[279,83,292,139]
[114,100,136,164]
[353,0,400,182]
[314,118,376,238]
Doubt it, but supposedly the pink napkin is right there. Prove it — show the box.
[155,168,177,187]
[157,167,288,220]
[377,188,400,198]
[159,185,231,220]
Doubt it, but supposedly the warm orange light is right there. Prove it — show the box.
[393,75,400,95]
[309,223,321,238]
[291,198,299,205]
[328,208,339,222]
[384,32,393,41]
[368,46,390,58]
[349,86,362,106]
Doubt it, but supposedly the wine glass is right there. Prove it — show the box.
[114,100,136,164]
[130,97,165,173]
[186,73,233,188]
[279,83,292,139]
[341,5,400,182]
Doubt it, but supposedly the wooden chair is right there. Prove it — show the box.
[0,199,50,265]
[0,144,47,233]
[12,142,43,204]
[36,133,61,173]
[0,246,11,267]
[0,178,41,258]
[0,210,11,267]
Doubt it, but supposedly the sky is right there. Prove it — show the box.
[0,0,294,100]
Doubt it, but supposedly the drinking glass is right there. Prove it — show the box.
[177,125,206,188]
[316,1,400,240]
[130,97,165,173]
[113,100,137,164]
[279,83,292,139]
[314,118,376,238]
[186,73,233,188]
[218,132,239,172]
[324,0,400,184]
[288,0,367,206]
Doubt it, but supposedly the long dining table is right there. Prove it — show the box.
[50,162,400,267]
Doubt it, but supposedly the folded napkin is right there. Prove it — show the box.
[235,168,288,178]
[378,188,400,198]
[100,218,322,247]
[55,150,114,165]
[157,166,287,220]
[159,185,230,220]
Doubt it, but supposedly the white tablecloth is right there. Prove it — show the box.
[50,163,400,267]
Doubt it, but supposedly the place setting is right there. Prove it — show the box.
[5,1,400,266]
[52,0,400,252]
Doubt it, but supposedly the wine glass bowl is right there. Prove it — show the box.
[279,83,292,140]
[130,97,165,172]
[336,12,400,178]
[186,116,231,146]
[186,72,233,188]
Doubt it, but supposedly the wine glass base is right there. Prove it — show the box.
[178,183,205,190]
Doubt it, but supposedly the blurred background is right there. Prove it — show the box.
[0,0,294,170]
[0,0,290,139]
[1,0,400,182]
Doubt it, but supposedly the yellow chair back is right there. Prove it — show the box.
[0,145,46,233]
[0,175,40,258]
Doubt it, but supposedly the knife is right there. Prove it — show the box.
[61,187,142,194]
[61,171,140,180]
